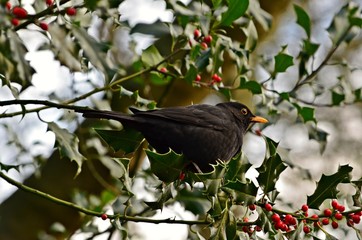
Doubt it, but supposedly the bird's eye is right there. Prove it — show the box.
[241,108,248,115]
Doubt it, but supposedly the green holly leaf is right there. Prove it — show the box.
[257,154,287,194]
[265,136,279,157]
[195,49,211,70]
[355,88,361,100]
[222,180,258,204]
[130,21,170,38]
[0,162,20,172]
[72,27,114,81]
[238,77,262,94]
[307,165,353,209]
[95,128,144,154]
[184,64,198,84]
[303,40,319,56]
[48,122,84,175]
[309,127,329,154]
[332,91,345,105]
[146,149,185,183]
[294,4,311,38]
[294,104,316,123]
[175,188,211,215]
[224,152,252,182]
[120,87,157,109]
[274,52,294,74]
[279,92,290,101]
[141,45,163,67]
[219,0,249,26]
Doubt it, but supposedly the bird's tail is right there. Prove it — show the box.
[75,108,135,124]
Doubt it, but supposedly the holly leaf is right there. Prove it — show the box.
[307,165,353,209]
[224,152,252,182]
[274,52,294,74]
[184,64,198,84]
[141,45,163,67]
[265,136,279,157]
[146,149,185,183]
[293,104,316,123]
[309,127,329,154]
[175,188,211,215]
[222,180,258,204]
[294,4,311,38]
[0,162,20,172]
[238,77,262,94]
[48,122,84,175]
[95,128,144,154]
[257,154,287,194]
[72,27,114,81]
[131,21,170,38]
[119,87,157,109]
[219,0,249,26]
[332,91,345,105]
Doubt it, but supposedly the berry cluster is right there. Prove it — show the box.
[240,199,362,237]
[4,1,77,30]
[192,29,212,50]
[301,199,362,234]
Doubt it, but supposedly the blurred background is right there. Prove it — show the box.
[1,0,362,239]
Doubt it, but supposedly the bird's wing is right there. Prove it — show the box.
[132,105,226,131]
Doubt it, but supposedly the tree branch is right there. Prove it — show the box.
[0,170,210,225]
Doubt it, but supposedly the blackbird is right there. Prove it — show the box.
[77,102,268,172]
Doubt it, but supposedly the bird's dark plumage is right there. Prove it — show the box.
[77,102,268,172]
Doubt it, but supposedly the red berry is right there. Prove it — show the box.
[301,204,309,212]
[12,6,28,19]
[39,22,48,31]
[212,74,222,83]
[255,225,262,232]
[324,208,332,217]
[101,213,108,220]
[195,74,201,82]
[303,226,310,234]
[264,203,272,211]
[332,221,338,229]
[331,200,339,209]
[193,29,201,39]
[11,18,19,26]
[304,212,309,217]
[179,171,185,180]
[352,214,361,224]
[322,218,329,225]
[337,205,345,212]
[347,219,354,227]
[334,212,343,220]
[159,67,167,73]
[284,214,294,225]
[241,226,249,233]
[255,129,262,136]
[66,7,76,16]
[311,214,319,220]
[271,213,280,223]
[46,0,53,5]
[200,42,208,50]
[355,211,362,216]
[6,1,11,10]
[204,35,212,44]
[248,204,256,211]
[274,220,284,230]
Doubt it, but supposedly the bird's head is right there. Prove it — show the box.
[218,102,268,130]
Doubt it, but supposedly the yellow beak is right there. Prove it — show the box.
[250,116,268,123]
